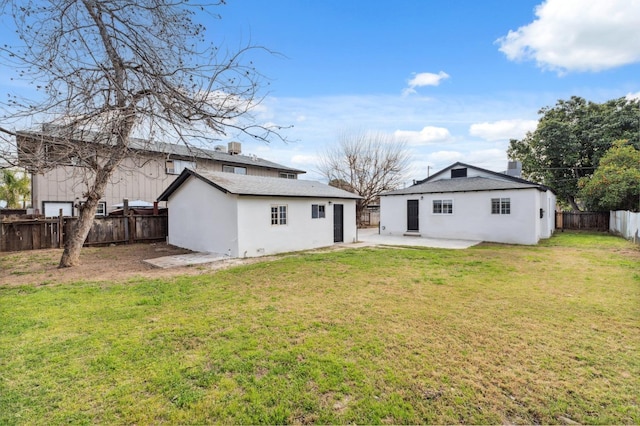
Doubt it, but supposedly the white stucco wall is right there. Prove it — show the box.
[166,177,358,257]
[166,176,239,255]
[540,190,557,238]
[380,188,552,245]
[236,197,357,257]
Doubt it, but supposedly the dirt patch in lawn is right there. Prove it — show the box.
[0,242,352,287]
[0,243,221,286]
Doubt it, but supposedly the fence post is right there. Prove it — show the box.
[58,209,64,248]
[128,214,135,244]
[123,199,130,244]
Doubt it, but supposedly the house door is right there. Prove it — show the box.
[333,204,344,243]
[407,199,419,231]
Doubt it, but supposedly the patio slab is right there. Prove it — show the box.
[356,227,480,249]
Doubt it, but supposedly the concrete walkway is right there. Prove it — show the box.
[143,252,230,269]
[144,229,480,269]
[356,227,480,249]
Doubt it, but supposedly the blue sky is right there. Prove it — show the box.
[205,0,640,182]
[2,0,639,184]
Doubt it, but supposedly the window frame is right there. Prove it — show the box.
[166,159,196,175]
[311,204,326,219]
[491,198,511,215]
[271,204,288,225]
[222,165,247,175]
[79,201,107,217]
[279,172,296,179]
[432,199,453,215]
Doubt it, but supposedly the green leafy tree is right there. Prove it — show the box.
[0,169,30,209]
[508,96,640,211]
[578,140,640,212]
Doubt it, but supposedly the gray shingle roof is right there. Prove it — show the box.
[383,176,545,196]
[158,169,362,201]
[18,126,305,174]
[147,141,305,174]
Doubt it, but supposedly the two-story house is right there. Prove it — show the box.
[17,126,305,216]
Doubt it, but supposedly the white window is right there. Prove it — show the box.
[311,204,326,219]
[166,159,195,175]
[79,201,107,216]
[223,165,247,175]
[279,172,296,179]
[96,201,107,216]
[491,198,511,215]
[432,199,453,214]
[271,205,287,225]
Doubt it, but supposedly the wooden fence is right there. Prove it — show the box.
[555,211,610,231]
[0,214,168,252]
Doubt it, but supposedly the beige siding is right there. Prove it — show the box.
[31,153,293,214]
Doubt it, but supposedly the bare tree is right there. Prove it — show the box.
[0,0,285,267]
[318,130,409,226]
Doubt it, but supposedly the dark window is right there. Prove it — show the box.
[312,204,326,219]
[451,168,467,178]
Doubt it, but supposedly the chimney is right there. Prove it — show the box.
[505,160,522,178]
[228,142,241,155]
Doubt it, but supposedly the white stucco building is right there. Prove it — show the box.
[157,169,360,257]
[380,162,556,245]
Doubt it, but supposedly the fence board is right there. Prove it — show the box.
[1,215,167,252]
[555,211,609,231]
[0,219,60,251]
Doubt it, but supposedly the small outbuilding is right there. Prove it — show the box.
[157,169,360,257]
[379,162,556,245]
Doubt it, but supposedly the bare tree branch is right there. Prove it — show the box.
[0,0,286,266]
[318,130,409,226]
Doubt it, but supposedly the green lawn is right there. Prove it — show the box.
[1,232,639,424]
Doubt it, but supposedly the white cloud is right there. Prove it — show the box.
[394,126,453,146]
[469,119,537,141]
[497,0,640,72]
[466,149,509,169]
[403,71,450,95]
[428,150,464,165]
[291,154,319,166]
[626,91,640,101]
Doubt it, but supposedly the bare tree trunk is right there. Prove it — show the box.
[3,1,281,267]
[568,195,581,212]
[356,201,365,228]
[59,153,125,267]
[59,200,98,267]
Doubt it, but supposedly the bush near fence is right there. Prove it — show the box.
[0,214,168,252]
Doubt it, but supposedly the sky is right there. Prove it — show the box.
[204,0,640,182]
[2,0,640,184]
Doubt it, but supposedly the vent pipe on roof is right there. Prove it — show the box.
[228,142,241,155]
[506,161,522,178]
